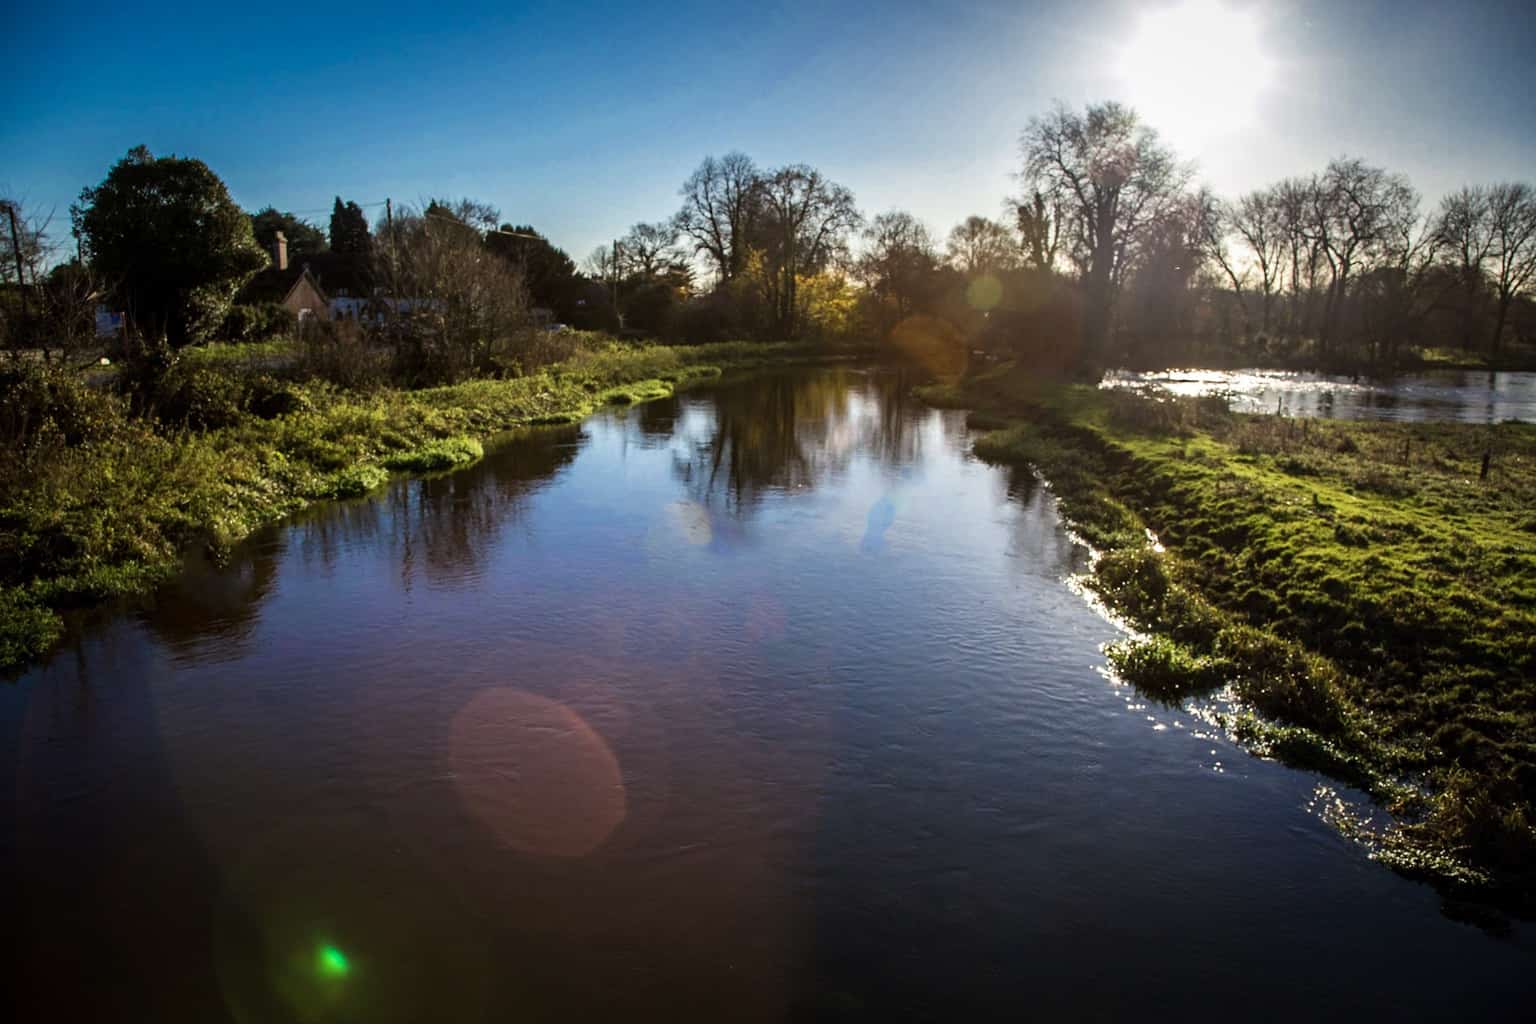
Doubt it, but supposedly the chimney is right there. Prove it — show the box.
[273,231,288,271]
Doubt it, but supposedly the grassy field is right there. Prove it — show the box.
[0,339,863,674]
[919,365,1536,910]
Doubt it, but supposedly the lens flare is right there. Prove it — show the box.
[449,688,627,858]
[966,275,1002,312]
[889,314,965,374]
[317,944,349,979]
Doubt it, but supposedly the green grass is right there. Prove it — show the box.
[181,336,299,368]
[0,339,866,676]
[382,436,484,472]
[922,364,1536,909]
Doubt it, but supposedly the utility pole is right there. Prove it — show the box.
[385,198,396,286]
[611,239,624,329]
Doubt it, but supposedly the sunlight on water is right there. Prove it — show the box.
[8,367,1533,1019]
[1102,367,1536,423]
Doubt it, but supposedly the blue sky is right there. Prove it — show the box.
[6,0,1533,262]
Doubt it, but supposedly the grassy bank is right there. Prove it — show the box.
[0,339,864,674]
[919,365,1536,910]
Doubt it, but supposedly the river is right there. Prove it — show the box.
[4,367,1533,1021]
[1101,367,1536,422]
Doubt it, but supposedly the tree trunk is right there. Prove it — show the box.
[1490,297,1510,358]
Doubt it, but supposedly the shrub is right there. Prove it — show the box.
[1414,769,1536,873]
[382,436,483,472]
[220,302,296,343]
[1214,625,1353,736]
[1105,635,1226,704]
[324,464,389,498]
[152,366,248,430]
[247,375,310,419]
[0,589,64,672]
[1092,547,1170,615]
[297,319,387,390]
[0,362,126,452]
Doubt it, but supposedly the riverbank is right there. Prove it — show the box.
[919,365,1536,912]
[0,339,869,675]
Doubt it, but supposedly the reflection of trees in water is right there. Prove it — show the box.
[633,396,681,443]
[299,425,587,591]
[671,369,931,515]
[145,427,587,654]
[1000,465,1090,579]
[143,534,286,662]
[1003,465,1041,506]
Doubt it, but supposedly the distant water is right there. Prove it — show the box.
[5,367,1533,1021]
[1102,367,1536,423]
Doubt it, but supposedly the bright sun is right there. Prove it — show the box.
[1115,0,1274,144]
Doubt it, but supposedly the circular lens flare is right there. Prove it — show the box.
[449,688,627,858]
[317,944,350,979]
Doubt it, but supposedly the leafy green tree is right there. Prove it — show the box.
[329,197,373,255]
[249,207,327,259]
[73,146,268,347]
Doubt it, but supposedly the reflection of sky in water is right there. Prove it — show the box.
[5,367,1534,1020]
[1102,368,1536,423]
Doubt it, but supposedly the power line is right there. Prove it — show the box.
[258,200,390,217]
[418,209,542,239]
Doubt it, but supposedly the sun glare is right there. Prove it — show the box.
[1116,0,1274,144]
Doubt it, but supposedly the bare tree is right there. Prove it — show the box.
[1,197,57,353]
[373,200,530,382]
[620,221,682,279]
[1434,186,1497,351]
[40,262,111,362]
[1229,187,1288,336]
[1012,191,1061,273]
[1272,176,1324,339]
[755,165,862,338]
[1306,158,1417,360]
[858,211,938,323]
[1019,102,1191,368]
[584,244,627,328]
[1484,183,1536,356]
[1362,190,1439,366]
[1187,187,1250,335]
[945,215,1018,275]
[674,152,762,285]
[0,198,52,287]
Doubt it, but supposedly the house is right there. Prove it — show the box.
[238,232,371,322]
[94,307,124,337]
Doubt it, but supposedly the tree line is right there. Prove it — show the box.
[5,105,1535,377]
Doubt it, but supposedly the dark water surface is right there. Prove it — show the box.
[1102,367,1536,422]
[5,368,1533,1021]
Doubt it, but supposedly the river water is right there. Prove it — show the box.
[4,368,1533,1021]
[1101,367,1536,422]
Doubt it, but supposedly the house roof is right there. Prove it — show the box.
[238,252,372,305]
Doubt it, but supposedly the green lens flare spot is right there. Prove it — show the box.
[317,944,350,978]
[965,275,1003,311]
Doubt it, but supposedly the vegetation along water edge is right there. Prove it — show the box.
[0,338,869,676]
[917,364,1536,917]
